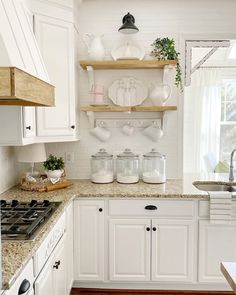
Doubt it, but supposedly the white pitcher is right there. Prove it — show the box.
[149,83,172,106]
[83,34,105,60]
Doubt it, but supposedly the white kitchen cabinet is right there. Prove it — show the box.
[109,218,151,281]
[109,218,193,283]
[0,1,79,146]
[0,106,36,145]
[34,235,66,295]
[198,220,236,283]
[65,202,74,293]
[34,14,77,142]
[74,200,105,281]
[151,219,193,282]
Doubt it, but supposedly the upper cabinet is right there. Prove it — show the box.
[0,0,79,145]
[34,15,77,140]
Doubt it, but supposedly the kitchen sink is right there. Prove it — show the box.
[193,182,236,192]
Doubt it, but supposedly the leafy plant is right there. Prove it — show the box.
[43,154,65,171]
[150,37,182,90]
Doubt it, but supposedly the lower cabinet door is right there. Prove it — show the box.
[151,219,194,282]
[53,236,67,295]
[34,236,66,295]
[199,220,236,283]
[34,256,54,295]
[74,200,105,281]
[109,218,151,281]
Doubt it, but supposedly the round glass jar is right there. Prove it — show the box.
[142,149,166,184]
[91,148,114,183]
[116,148,139,184]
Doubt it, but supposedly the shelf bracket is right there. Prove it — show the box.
[184,40,230,86]
[86,66,94,91]
[86,111,95,129]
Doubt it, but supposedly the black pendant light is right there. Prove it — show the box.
[118,12,139,34]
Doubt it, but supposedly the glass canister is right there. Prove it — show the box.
[116,148,139,184]
[142,149,166,184]
[91,148,114,183]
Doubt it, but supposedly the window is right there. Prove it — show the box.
[220,79,236,161]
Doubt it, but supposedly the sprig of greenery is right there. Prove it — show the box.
[43,154,65,171]
[150,37,182,91]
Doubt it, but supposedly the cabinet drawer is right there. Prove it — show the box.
[109,199,194,217]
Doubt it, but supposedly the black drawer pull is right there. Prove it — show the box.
[99,208,103,212]
[18,279,30,294]
[152,227,157,231]
[145,205,157,210]
[25,126,31,130]
[146,227,150,231]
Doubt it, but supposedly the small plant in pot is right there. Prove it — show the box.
[43,154,65,179]
[150,37,182,91]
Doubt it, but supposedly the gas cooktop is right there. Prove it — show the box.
[0,200,61,240]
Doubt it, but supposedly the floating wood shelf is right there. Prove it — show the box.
[80,105,177,112]
[80,60,177,70]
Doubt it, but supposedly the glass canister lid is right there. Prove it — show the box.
[117,148,139,158]
[91,148,113,158]
[143,148,166,159]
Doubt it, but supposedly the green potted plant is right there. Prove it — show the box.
[43,154,65,178]
[150,37,182,90]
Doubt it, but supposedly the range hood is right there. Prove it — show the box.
[0,67,54,106]
[0,0,54,106]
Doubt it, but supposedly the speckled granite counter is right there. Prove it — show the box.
[0,175,233,290]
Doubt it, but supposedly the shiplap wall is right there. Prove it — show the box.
[46,0,236,180]
[2,0,236,191]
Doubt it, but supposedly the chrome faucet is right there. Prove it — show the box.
[229,149,236,182]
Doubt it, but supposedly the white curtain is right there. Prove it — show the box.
[185,68,222,173]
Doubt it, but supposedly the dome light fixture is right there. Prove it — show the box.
[118,12,139,34]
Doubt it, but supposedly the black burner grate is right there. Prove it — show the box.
[0,200,61,240]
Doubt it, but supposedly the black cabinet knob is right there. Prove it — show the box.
[25,126,31,130]
[146,227,150,231]
[53,260,61,269]
[152,227,157,231]
[99,208,103,212]
[71,125,75,129]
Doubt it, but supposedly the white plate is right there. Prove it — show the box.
[111,42,145,61]
[108,77,148,106]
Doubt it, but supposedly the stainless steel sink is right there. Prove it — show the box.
[193,182,236,192]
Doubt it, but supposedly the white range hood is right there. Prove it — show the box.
[0,0,54,106]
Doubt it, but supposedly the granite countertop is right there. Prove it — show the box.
[0,175,233,290]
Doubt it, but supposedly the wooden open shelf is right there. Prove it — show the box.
[80,105,177,112]
[79,60,176,70]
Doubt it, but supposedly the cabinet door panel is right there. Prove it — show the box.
[53,236,66,295]
[34,256,54,295]
[109,219,151,281]
[152,219,194,282]
[34,15,75,137]
[74,200,104,281]
[199,220,236,283]
[23,107,36,138]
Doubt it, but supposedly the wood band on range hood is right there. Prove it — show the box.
[0,67,55,106]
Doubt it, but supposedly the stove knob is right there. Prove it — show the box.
[11,200,19,207]
[0,200,6,207]
[43,200,50,207]
[30,200,37,207]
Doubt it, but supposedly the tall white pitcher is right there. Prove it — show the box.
[83,34,105,60]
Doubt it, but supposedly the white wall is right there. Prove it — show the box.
[44,0,236,180]
[0,147,18,193]
[4,0,236,184]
